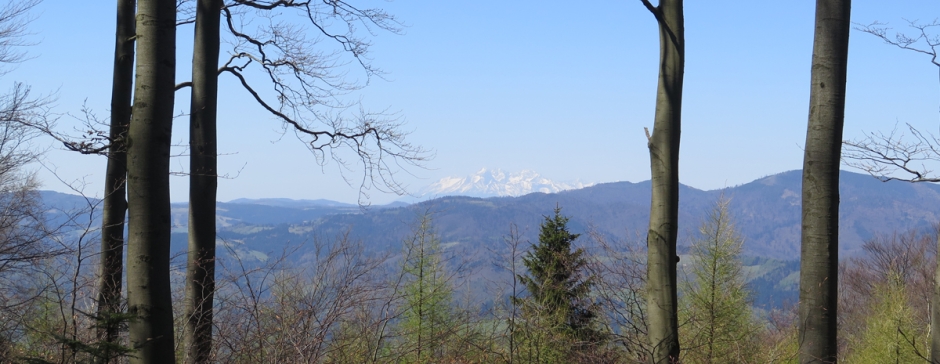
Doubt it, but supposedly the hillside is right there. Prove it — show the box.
[280,170,940,260]
[41,170,940,261]
[38,170,940,309]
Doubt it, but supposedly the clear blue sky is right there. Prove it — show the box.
[12,1,940,204]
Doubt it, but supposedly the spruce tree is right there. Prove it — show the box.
[515,206,599,354]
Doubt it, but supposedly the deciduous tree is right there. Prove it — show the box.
[96,0,134,359]
[841,231,934,362]
[842,18,940,363]
[637,0,684,361]
[182,1,221,363]
[179,3,426,360]
[124,0,177,362]
[799,0,851,362]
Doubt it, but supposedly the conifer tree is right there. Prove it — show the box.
[514,206,600,358]
[845,271,925,363]
[400,213,453,363]
[679,197,759,364]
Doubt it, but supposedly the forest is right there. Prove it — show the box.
[1,0,940,363]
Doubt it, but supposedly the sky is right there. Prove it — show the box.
[10,1,940,204]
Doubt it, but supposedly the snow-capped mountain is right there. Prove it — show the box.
[419,168,591,198]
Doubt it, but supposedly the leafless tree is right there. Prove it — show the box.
[838,230,936,362]
[587,229,650,363]
[215,1,428,202]
[637,0,684,360]
[843,15,940,364]
[209,231,392,363]
[179,4,427,360]
[0,0,64,301]
[0,0,38,68]
[485,223,528,364]
[844,19,940,183]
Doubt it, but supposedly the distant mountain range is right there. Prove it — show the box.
[41,170,940,261]
[298,170,940,260]
[416,168,591,199]
[39,170,940,309]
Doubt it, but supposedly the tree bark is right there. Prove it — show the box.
[126,0,177,362]
[96,0,134,361]
[799,1,851,363]
[183,0,221,362]
[934,234,940,364]
[642,0,684,362]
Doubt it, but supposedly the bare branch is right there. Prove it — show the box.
[843,122,940,182]
[856,19,940,118]
[847,21,940,180]
[855,19,940,67]
[639,0,658,17]
[218,3,427,204]
[0,0,40,69]
[175,81,193,90]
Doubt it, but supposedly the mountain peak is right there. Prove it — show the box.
[420,168,591,198]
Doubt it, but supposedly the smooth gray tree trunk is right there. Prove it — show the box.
[799,1,851,363]
[96,0,134,361]
[641,0,684,362]
[183,0,221,362]
[126,0,177,362]
[934,235,940,363]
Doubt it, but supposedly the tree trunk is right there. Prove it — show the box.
[934,235,940,364]
[96,0,134,361]
[799,1,851,363]
[643,0,684,362]
[182,1,221,362]
[126,0,177,362]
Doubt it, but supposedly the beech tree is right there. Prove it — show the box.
[178,3,425,361]
[182,1,221,362]
[96,0,134,358]
[799,0,851,362]
[35,6,423,361]
[124,0,177,362]
[637,0,684,361]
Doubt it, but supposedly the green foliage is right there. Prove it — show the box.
[399,212,454,363]
[679,197,759,363]
[755,321,799,364]
[325,315,382,364]
[10,287,135,364]
[845,271,926,363]
[513,206,601,361]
